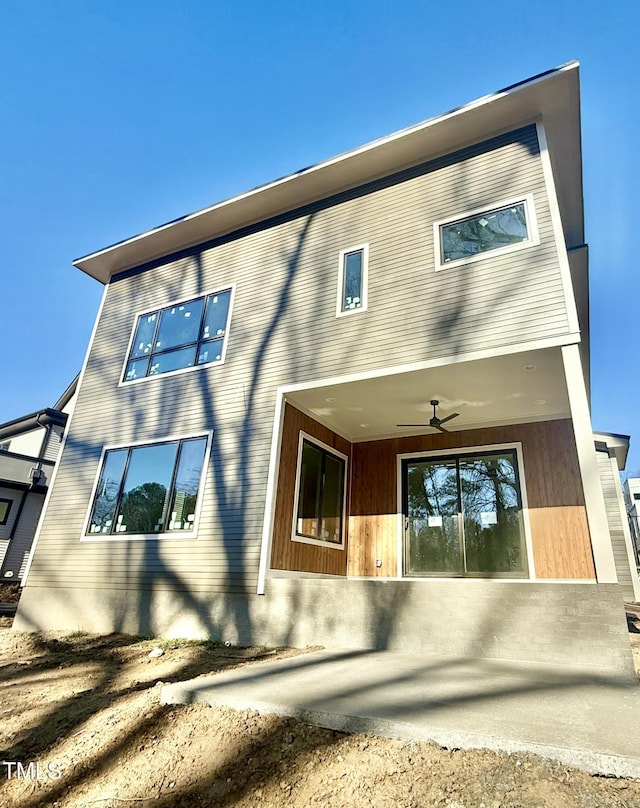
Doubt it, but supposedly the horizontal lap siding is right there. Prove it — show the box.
[596,450,636,601]
[28,125,574,595]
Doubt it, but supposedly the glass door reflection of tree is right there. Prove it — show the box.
[403,450,527,577]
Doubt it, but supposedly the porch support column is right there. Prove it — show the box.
[562,344,617,582]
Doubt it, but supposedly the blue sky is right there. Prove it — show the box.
[1,1,638,471]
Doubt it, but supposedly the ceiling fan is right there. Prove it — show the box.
[397,399,460,433]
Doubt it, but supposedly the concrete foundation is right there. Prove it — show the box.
[13,577,636,677]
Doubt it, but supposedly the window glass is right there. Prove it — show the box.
[441,202,529,263]
[149,346,197,376]
[155,299,204,353]
[201,291,231,341]
[117,443,177,534]
[297,441,323,539]
[295,438,345,545]
[89,449,128,534]
[124,289,232,382]
[167,437,208,531]
[459,453,523,573]
[197,338,225,365]
[130,313,158,359]
[404,449,526,577]
[0,498,13,525]
[342,251,363,311]
[87,437,208,537]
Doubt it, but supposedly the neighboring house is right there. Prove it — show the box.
[594,434,640,603]
[623,477,640,567]
[15,63,636,674]
[0,377,78,583]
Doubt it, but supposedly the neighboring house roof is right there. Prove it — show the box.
[0,374,79,442]
[53,373,80,412]
[0,408,67,442]
[74,61,584,284]
[594,431,630,471]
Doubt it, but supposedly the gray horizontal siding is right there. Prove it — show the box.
[0,492,44,581]
[596,451,636,602]
[28,125,575,596]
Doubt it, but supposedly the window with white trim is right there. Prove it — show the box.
[86,436,209,537]
[292,433,347,548]
[435,196,538,269]
[123,288,232,382]
[336,244,368,316]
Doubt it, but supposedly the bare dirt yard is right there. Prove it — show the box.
[1,609,639,808]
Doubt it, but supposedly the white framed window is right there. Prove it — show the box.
[336,244,368,317]
[292,431,348,549]
[434,195,539,271]
[121,285,235,384]
[83,432,211,540]
[398,443,534,579]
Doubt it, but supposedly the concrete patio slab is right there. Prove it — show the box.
[161,649,640,779]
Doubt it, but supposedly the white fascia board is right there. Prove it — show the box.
[75,62,582,284]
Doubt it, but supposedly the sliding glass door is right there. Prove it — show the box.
[403,449,527,577]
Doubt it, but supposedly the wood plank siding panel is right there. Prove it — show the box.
[347,419,595,580]
[271,404,351,575]
[27,125,577,594]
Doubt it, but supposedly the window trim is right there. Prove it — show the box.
[396,442,535,579]
[0,497,13,526]
[118,284,236,387]
[433,194,539,271]
[81,431,212,542]
[336,244,369,318]
[291,431,348,550]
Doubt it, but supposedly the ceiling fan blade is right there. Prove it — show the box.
[438,412,460,425]
[435,424,450,433]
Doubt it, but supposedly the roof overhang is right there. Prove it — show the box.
[594,431,630,471]
[75,61,584,284]
[0,408,68,442]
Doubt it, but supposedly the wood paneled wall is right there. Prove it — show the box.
[270,403,351,575]
[272,406,595,581]
[348,419,595,580]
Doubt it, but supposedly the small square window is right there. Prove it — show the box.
[336,244,368,317]
[122,287,234,383]
[0,498,12,525]
[434,195,539,270]
[0,442,10,452]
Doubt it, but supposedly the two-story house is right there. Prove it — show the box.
[15,63,635,674]
[0,376,77,584]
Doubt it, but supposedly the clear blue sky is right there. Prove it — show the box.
[1,2,638,471]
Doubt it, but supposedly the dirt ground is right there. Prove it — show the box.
[1,612,639,808]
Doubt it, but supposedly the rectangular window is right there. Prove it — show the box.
[0,498,12,525]
[123,287,233,382]
[86,435,209,537]
[336,244,368,316]
[435,196,538,269]
[0,442,10,452]
[403,447,528,578]
[292,432,347,548]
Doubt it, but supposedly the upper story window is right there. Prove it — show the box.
[85,434,210,538]
[122,287,233,383]
[435,195,539,270]
[0,441,10,452]
[336,244,368,317]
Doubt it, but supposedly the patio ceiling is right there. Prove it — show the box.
[286,347,570,443]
